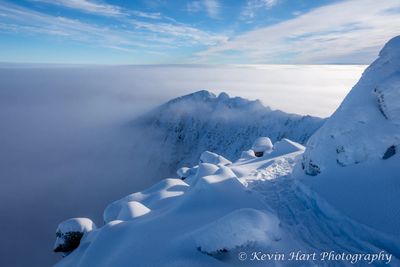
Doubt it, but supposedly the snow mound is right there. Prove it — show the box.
[177,167,191,179]
[103,178,188,223]
[252,137,273,153]
[54,218,96,254]
[199,151,232,166]
[270,138,304,157]
[117,201,151,221]
[184,163,219,185]
[176,165,261,214]
[193,208,280,253]
[239,149,256,160]
[302,35,400,174]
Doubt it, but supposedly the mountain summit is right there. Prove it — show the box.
[302,36,400,175]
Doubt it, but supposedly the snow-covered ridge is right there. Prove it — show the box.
[130,90,324,179]
[54,136,399,266]
[296,36,400,238]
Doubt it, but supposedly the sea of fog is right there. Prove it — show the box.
[0,64,365,266]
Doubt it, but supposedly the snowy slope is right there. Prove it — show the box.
[299,36,400,236]
[130,90,324,178]
[54,139,399,267]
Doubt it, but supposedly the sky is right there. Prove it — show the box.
[0,0,399,64]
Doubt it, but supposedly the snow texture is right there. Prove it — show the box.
[193,208,280,254]
[116,201,151,221]
[251,137,273,153]
[299,36,400,236]
[199,151,232,166]
[302,36,400,173]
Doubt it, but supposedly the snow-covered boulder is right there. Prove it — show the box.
[54,218,96,255]
[302,36,400,175]
[199,151,232,165]
[193,208,281,254]
[117,201,151,221]
[251,137,273,157]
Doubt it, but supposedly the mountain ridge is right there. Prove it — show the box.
[130,90,325,179]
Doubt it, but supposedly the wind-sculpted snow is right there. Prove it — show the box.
[302,36,400,173]
[54,138,399,267]
[130,90,324,179]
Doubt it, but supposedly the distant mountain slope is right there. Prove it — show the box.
[131,90,325,177]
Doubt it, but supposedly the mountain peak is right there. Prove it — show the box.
[302,36,400,175]
[379,35,400,59]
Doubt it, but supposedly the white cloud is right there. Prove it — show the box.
[241,0,279,20]
[131,20,227,46]
[202,0,400,64]
[33,0,123,16]
[32,0,164,20]
[0,2,227,53]
[186,0,220,19]
[204,0,220,19]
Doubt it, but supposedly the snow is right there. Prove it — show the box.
[302,35,400,173]
[117,201,151,221]
[177,167,191,179]
[251,137,273,153]
[54,37,399,267]
[55,218,96,236]
[103,178,189,223]
[131,89,324,179]
[54,135,400,266]
[193,208,281,254]
[54,218,96,253]
[270,138,304,157]
[298,35,400,236]
[239,149,256,161]
[184,163,219,186]
[199,151,232,166]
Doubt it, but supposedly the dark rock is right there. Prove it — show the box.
[383,145,396,160]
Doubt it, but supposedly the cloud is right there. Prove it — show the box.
[0,2,227,54]
[201,0,400,64]
[131,20,227,46]
[32,0,164,20]
[33,0,123,16]
[186,0,220,19]
[240,0,279,20]
[204,0,220,19]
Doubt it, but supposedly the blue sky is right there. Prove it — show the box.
[0,0,399,64]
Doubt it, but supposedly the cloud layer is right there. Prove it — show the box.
[0,0,399,63]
